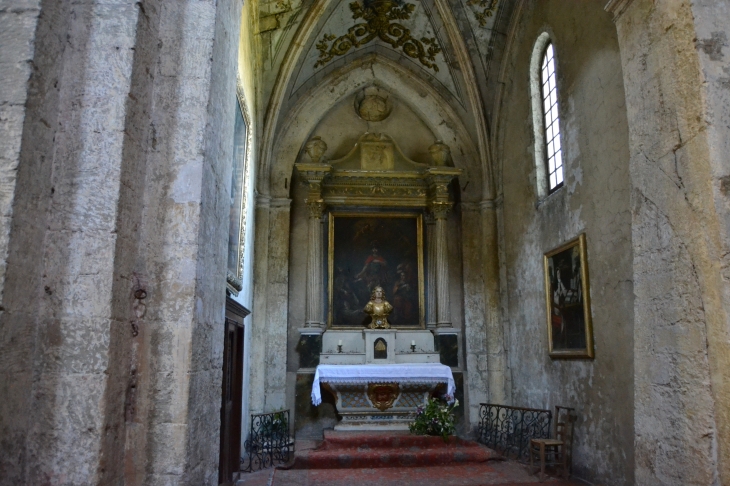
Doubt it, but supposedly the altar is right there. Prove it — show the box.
[293,126,464,435]
[312,363,455,430]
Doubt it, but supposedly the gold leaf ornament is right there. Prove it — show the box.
[314,0,442,72]
[466,0,498,27]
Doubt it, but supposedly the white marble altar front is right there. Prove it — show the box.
[312,363,456,430]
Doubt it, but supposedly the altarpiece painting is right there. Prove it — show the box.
[328,213,424,328]
[543,233,594,358]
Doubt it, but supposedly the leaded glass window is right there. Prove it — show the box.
[540,43,563,193]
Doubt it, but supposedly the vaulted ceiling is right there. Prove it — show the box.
[245,0,516,201]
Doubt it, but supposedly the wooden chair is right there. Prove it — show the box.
[529,406,576,482]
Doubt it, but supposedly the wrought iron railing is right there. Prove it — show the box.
[240,409,293,473]
[477,403,552,461]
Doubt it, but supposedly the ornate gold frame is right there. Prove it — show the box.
[543,233,594,359]
[226,81,253,294]
[328,211,425,329]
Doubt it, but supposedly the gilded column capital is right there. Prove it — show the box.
[429,201,453,220]
[306,200,327,219]
[425,166,461,220]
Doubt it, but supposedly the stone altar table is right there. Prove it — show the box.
[312,363,456,430]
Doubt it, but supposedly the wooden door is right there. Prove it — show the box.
[219,298,248,485]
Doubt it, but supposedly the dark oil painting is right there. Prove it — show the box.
[544,233,594,358]
[329,213,423,328]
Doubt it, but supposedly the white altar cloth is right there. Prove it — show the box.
[311,363,456,406]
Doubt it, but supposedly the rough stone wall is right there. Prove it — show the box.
[495,1,634,484]
[0,0,242,484]
[0,0,41,302]
[614,0,730,484]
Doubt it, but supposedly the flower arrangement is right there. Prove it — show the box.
[409,394,459,440]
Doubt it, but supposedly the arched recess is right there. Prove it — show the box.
[268,54,483,202]
[256,0,493,202]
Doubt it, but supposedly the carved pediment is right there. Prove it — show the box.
[329,133,427,172]
[295,132,462,209]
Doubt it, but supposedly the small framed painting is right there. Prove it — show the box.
[543,233,594,359]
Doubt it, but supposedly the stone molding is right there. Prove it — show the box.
[270,197,293,209]
[256,194,271,208]
[604,0,636,21]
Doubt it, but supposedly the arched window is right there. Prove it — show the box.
[530,34,564,197]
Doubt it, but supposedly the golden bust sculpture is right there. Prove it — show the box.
[364,286,393,329]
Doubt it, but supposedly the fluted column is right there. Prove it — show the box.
[425,213,437,329]
[294,140,332,330]
[432,203,453,328]
[425,164,460,330]
[305,200,326,328]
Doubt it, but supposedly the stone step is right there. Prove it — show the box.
[288,431,497,470]
[322,430,479,449]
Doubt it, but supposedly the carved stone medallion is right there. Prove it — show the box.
[367,383,400,411]
[355,87,392,122]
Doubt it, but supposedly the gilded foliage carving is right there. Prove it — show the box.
[466,0,498,27]
[314,0,442,72]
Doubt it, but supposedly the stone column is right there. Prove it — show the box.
[425,167,462,368]
[425,213,437,329]
[305,200,326,328]
[294,158,332,372]
[295,155,332,331]
[432,202,453,328]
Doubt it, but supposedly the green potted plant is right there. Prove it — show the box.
[409,394,459,441]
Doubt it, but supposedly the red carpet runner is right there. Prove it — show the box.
[288,430,498,470]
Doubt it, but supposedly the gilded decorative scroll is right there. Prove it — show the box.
[314,0,442,72]
[466,0,498,27]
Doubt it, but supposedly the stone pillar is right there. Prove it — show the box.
[425,213,437,329]
[249,195,272,415]
[0,3,142,484]
[265,198,293,411]
[249,195,294,413]
[305,200,326,328]
[608,0,730,483]
[0,1,245,484]
[459,202,489,425]
[481,200,508,405]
